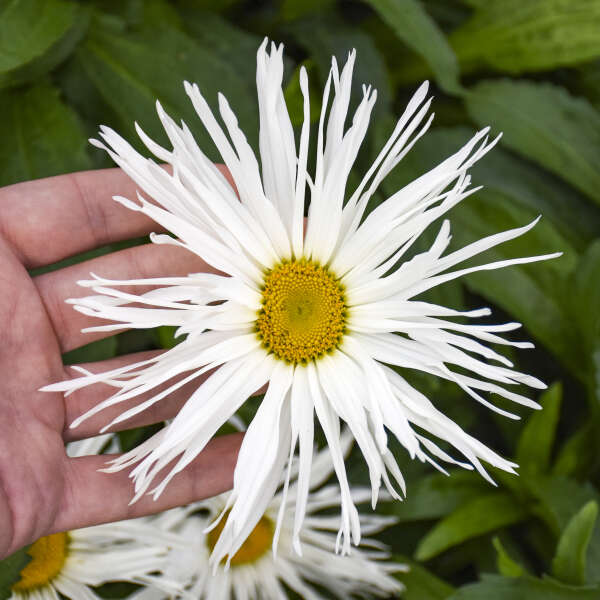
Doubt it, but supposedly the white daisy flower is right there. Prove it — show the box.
[9,435,184,600]
[42,39,560,566]
[129,435,404,600]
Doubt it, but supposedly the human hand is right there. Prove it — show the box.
[0,167,243,559]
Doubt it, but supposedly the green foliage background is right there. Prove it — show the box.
[2,0,600,598]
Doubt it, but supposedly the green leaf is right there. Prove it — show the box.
[117,423,163,453]
[286,15,392,117]
[448,574,600,599]
[457,0,490,7]
[393,555,454,599]
[577,61,600,111]
[155,326,183,349]
[0,0,90,89]
[365,0,462,94]
[175,0,240,13]
[516,383,562,474]
[553,501,599,586]
[284,60,321,127]
[93,580,140,598]
[72,21,258,159]
[493,537,526,578]
[450,0,600,76]
[88,0,182,29]
[132,0,183,29]
[116,329,159,355]
[466,80,600,207]
[526,475,600,533]
[280,0,335,21]
[525,475,600,583]
[62,336,118,365]
[415,492,529,561]
[569,242,600,355]
[553,423,600,479]
[389,470,488,522]
[594,349,600,406]
[420,0,471,30]
[0,545,31,600]
[176,7,264,81]
[563,242,600,395]
[0,82,91,186]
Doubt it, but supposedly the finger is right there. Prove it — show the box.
[0,169,157,268]
[34,241,217,353]
[0,236,66,404]
[53,433,243,533]
[0,165,233,268]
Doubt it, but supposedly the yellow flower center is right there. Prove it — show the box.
[256,260,347,364]
[207,512,274,566]
[12,533,69,592]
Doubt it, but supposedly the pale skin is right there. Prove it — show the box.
[0,166,244,560]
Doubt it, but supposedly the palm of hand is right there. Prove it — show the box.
[0,168,242,559]
[0,234,67,558]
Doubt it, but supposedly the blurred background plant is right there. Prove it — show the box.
[2,0,600,598]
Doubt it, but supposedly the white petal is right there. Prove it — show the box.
[289,365,315,554]
[307,362,361,554]
[210,360,293,566]
[256,40,298,238]
[292,66,311,258]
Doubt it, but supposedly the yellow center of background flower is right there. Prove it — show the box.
[13,532,69,591]
[256,260,346,364]
[207,512,274,566]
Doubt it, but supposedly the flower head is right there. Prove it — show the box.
[43,39,559,565]
[10,436,184,600]
[130,436,404,599]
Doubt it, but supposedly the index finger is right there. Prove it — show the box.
[0,166,233,268]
